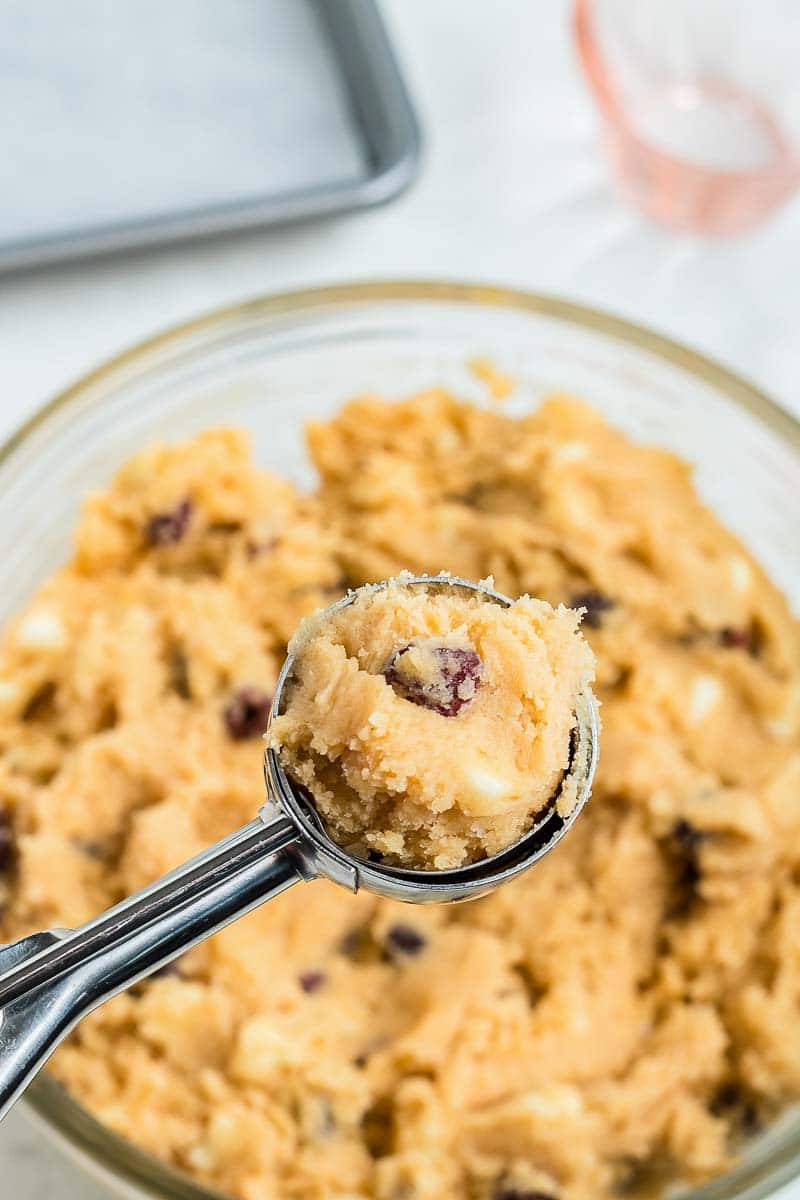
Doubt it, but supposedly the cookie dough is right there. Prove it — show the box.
[270,576,594,869]
[0,394,798,1200]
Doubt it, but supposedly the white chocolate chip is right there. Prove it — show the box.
[467,767,508,798]
[728,555,752,595]
[232,1018,302,1081]
[186,1144,216,1172]
[561,490,596,530]
[648,789,674,818]
[551,441,589,466]
[690,674,722,723]
[435,428,460,454]
[767,718,792,739]
[521,1084,585,1118]
[17,610,66,650]
[766,682,800,741]
[460,764,512,814]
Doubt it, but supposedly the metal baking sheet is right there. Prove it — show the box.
[0,0,421,271]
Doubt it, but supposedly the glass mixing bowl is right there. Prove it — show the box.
[4,282,799,1200]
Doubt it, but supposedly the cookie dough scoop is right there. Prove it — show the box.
[0,575,598,1119]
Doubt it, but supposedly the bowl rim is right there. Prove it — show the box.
[10,278,800,1200]
[5,279,800,467]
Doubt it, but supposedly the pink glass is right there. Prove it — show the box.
[574,0,800,234]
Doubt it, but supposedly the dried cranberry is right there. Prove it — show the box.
[662,819,705,919]
[570,588,614,629]
[383,643,483,717]
[672,818,703,852]
[494,1190,557,1200]
[0,812,12,873]
[718,624,761,656]
[146,499,193,546]
[386,924,426,957]
[719,627,749,649]
[223,686,272,740]
[298,969,326,994]
[710,1082,760,1135]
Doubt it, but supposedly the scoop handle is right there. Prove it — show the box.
[0,812,303,1120]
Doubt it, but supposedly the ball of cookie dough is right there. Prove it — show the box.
[269,575,596,870]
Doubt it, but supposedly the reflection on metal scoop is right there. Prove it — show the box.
[0,575,598,1119]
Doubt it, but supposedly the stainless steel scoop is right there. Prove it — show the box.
[0,575,598,1120]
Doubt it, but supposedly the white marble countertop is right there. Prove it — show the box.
[1,1,798,1196]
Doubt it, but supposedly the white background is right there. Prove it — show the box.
[1,2,799,1196]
